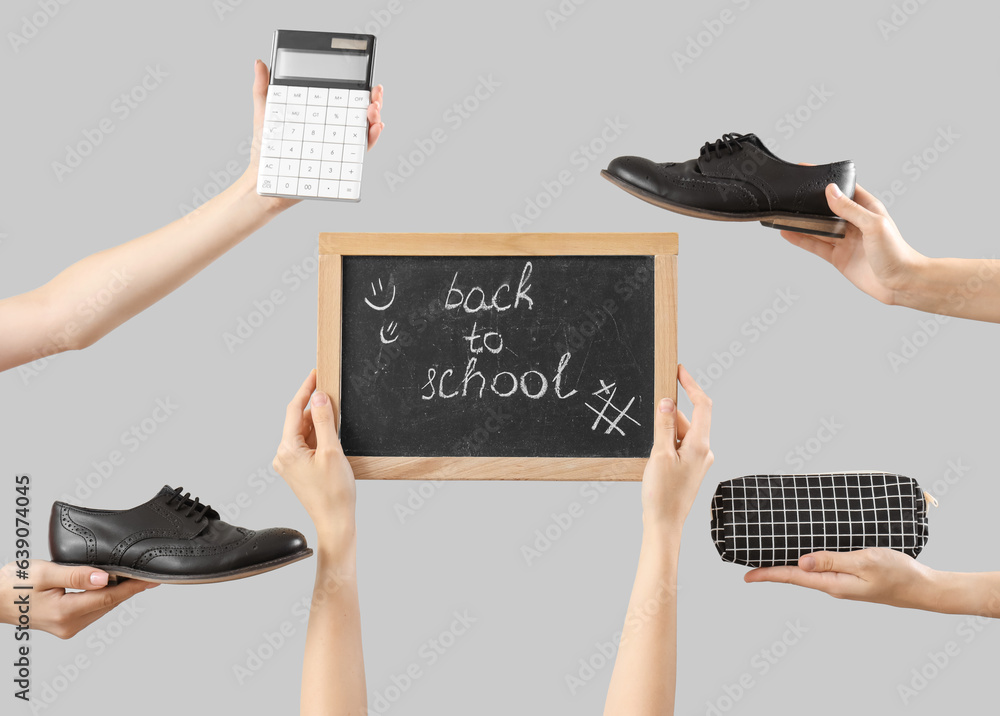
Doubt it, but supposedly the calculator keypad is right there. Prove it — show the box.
[257,85,369,201]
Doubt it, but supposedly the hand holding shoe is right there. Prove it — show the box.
[0,559,156,639]
[780,183,927,305]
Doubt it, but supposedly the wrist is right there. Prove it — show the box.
[891,254,939,310]
[315,518,357,559]
[233,171,287,219]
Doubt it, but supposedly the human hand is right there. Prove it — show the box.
[641,365,714,533]
[781,183,928,305]
[744,547,936,611]
[273,370,357,549]
[0,560,156,639]
[242,61,385,211]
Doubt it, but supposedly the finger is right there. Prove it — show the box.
[652,397,678,456]
[677,365,711,448]
[252,60,269,136]
[825,184,879,231]
[282,370,318,444]
[780,231,836,262]
[32,561,111,591]
[798,550,860,575]
[852,184,889,217]
[368,120,384,151]
[59,578,157,617]
[302,407,317,449]
[371,84,384,110]
[744,565,856,595]
[675,409,692,442]
[310,391,342,453]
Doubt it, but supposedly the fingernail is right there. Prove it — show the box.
[801,555,816,571]
[90,572,108,586]
[312,391,329,407]
[659,398,674,413]
[829,183,843,198]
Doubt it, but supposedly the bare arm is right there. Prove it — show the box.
[603,366,714,716]
[273,371,366,715]
[0,64,385,373]
[782,183,1000,323]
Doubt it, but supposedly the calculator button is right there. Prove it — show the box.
[276,177,299,195]
[265,104,285,122]
[282,141,303,159]
[285,106,306,123]
[281,159,301,176]
[262,140,282,158]
[321,161,342,178]
[346,108,368,127]
[326,108,347,126]
[349,90,370,108]
[339,182,361,200]
[304,124,325,142]
[305,106,327,124]
[319,180,341,198]
[267,85,288,103]
[300,160,321,178]
[287,87,308,105]
[323,125,345,144]
[257,175,277,194]
[345,127,367,145]
[259,158,279,176]
[321,144,343,162]
[308,87,329,104]
[263,122,284,141]
[281,123,303,141]
[341,163,362,182]
[301,142,324,160]
[327,90,349,107]
[342,145,363,163]
[297,179,319,197]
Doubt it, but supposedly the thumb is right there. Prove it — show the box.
[310,391,341,454]
[251,59,268,132]
[799,551,855,575]
[35,561,110,591]
[825,183,878,231]
[653,397,677,455]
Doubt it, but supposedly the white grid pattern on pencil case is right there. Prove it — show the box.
[715,473,926,566]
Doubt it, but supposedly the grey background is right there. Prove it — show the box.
[0,0,995,714]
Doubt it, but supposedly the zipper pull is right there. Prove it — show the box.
[924,491,939,508]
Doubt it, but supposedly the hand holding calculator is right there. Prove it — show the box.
[257,30,377,203]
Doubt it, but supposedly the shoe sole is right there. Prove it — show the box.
[601,170,848,239]
[55,548,314,585]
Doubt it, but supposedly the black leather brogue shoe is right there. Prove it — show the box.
[602,133,856,238]
[49,486,312,584]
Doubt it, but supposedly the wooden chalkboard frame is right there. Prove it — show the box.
[318,233,678,481]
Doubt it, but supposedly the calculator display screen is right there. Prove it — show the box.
[274,49,368,82]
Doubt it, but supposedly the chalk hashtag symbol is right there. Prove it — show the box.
[585,380,641,436]
[16,569,28,580]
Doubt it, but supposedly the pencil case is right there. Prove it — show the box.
[710,472,931,568]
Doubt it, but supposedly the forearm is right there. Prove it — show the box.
[924,571,1000,617]
[895,257,1000,323]
[300,527,366,716]
[2,174,280,369]
[603,525,681,716]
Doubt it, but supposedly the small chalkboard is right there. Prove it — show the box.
[318,234,677,481]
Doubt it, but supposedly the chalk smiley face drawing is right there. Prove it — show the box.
[365,277,396,311]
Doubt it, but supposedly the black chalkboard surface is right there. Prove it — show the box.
[339,255,656,458]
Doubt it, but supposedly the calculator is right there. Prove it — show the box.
[257,30,377,202]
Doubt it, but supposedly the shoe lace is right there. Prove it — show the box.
[699,133,751,162]
[166,487,212,524]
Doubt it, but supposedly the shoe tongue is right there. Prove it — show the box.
[158,485,178,498]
